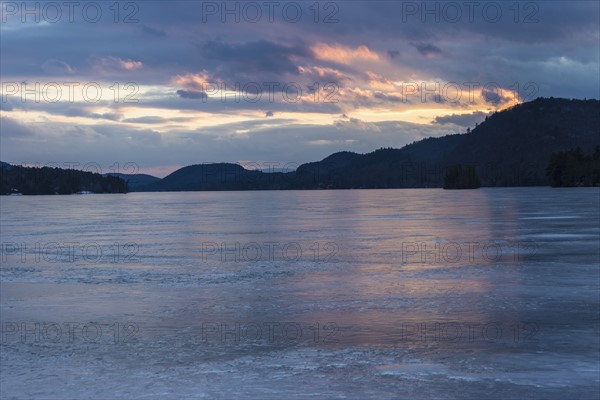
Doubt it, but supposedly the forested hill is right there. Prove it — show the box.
[285,97,600,188]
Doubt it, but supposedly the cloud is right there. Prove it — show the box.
[298,66,352,85]
[89,112,122,121]
[0,117,36,138]
[372,92,404,103]
[41,59,76,75]
[199,40,312,77]
[176,90,207,100]
[172,72,213,91]
[0,99,14,111]
[432,111,490,127]
[480,87,518,106]
[411,43,442,58]
[334,115,381,131]
[312,43,380,65]
[365,71,395,90]
[122,117,167,124]
[141,25,166,37]
[90,56,143,73]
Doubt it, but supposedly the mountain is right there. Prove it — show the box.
[104,173,160,191]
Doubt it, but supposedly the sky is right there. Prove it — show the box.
[1,0,599,177]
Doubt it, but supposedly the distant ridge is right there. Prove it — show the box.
[136,97,600,191]
[104,173,160,191]
[137,163,288,191]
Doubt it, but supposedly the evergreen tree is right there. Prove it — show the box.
[443,165,481,189]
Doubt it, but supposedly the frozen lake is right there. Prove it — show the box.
[1,188,599,399]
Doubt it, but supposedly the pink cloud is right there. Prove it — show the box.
[312,43,380,65]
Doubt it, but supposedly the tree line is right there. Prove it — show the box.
[0,164,128,195]
[546,146,600,187]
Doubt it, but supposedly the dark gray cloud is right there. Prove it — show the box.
[122,117,167,124]
[481,88,515,106]
[411,43,442,58]
[176,90,207,100]
[198,40,312,79]
[433,111,490,127]
[1,2,596,97]
[373,92,404,103]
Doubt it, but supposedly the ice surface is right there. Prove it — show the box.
[1,188,599,399]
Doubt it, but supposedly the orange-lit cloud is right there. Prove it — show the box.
[365,71,396,90]
[171,71,214,91]
[312,43,380,65]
